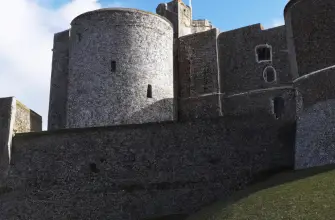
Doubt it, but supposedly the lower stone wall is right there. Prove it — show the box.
[295,99,335,169]
[294,67,335,169]
[1,114,295,219]
[178,94,223,120]
[223,87,296,123]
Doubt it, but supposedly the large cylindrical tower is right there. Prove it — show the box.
[66,8,174,128]
[284,0,335,78]
[285,0,335,169]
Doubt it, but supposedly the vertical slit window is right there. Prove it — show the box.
[147,84,152,98]
[111,61,116,72]
[77,33,82,42]
[273,97,285,119]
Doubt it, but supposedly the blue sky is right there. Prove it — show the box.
[49,0,288,30]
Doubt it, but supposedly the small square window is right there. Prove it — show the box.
[255,44,272,63]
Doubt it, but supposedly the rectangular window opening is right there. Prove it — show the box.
[111,61,116,72]
[77,33,82,42]
[273,97,285,119]
[256,45,272,62]
[147,84,153,98]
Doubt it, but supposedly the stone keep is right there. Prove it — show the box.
[66,8,174,128]
[284,0,335,169]
[285,0,335,78]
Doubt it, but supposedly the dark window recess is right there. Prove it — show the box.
[77,33,82,42]
[147,84,152,98]
[203,66,210,93]
[273,97,285,119]
[89,163,100,173]
[256,45,271,62]
[264,66,276,83]
[111,61,116,72]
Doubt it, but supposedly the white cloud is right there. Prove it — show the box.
[270,18,285,28]
[0,0,122,130]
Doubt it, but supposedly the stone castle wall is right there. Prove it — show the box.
[223,87,296,121]
[294,68,335,169]
[284,0,335,169]
[284,0,335,77]
[177,28,221,120]
[178,28,220,98]
[218,24,291,95]
[66,9,174,129]
[1,113,295,219]
[0,97,42,182]
[48,30,69,131]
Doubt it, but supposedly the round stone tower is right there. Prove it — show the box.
[66,8,174,128]
[284,0,335,78]
[284,0,335,169]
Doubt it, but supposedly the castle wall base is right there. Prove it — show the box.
[295,67,335,169]
[1,114,295,219]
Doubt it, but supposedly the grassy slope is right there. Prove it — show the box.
[187,165,335,220]
[2,165,335,220]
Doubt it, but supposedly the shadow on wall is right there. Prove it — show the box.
[30,110,42,132]
[5,110,296,219]
[122,98,175,125]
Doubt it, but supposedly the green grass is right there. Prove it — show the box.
[187,165,335,220]
[144,214,188,220]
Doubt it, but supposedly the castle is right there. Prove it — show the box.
[0,0,335,219]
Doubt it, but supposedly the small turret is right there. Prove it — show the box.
[156,0,192,38]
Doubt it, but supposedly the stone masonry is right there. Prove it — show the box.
[0,97,42,181]
[1,0,335,219]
